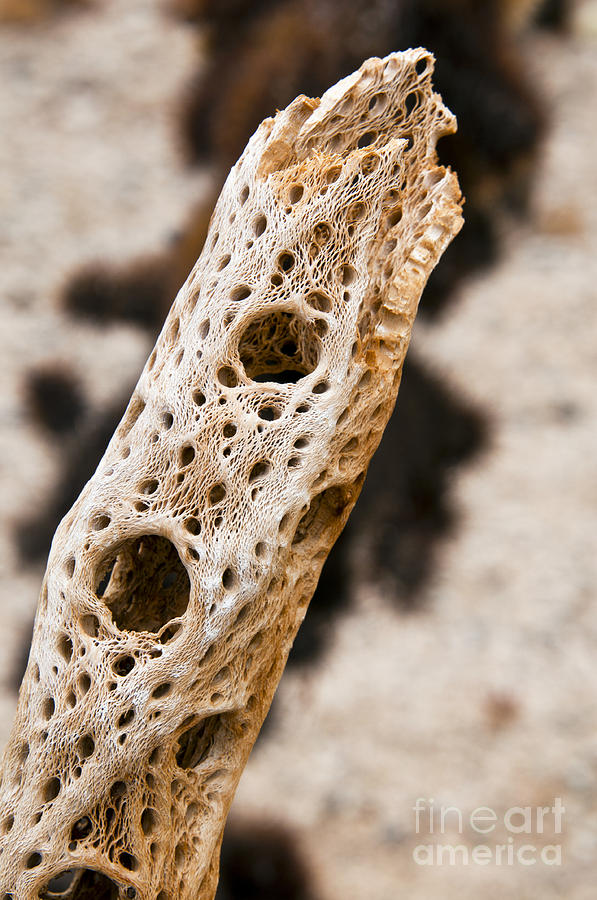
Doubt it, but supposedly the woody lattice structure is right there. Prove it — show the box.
[0,49,462,899]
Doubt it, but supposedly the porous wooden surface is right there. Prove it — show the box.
[0,34,463,898]
[0,2,596,899]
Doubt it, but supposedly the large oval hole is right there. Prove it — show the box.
[238,312,320,384]
[95,535,190,634]
[40,868,121,899]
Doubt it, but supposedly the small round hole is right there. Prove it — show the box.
[253,214,267,236]
[119,852,137,872]
[416,57,428,76]
[405,91,418,116]
[347,201,367,222]
[249,461,271,483]
[112,655,135,676]
[77,734,95,758]
[306,291,332,313]
[57,634,73,662]
[209,483,226,505]
[340,265,356,285]
[387,206,402,227]
[312,222,331,247]
[159,623,181,644]
[231,285,251,302]
[81,615,99,637]
[152,683,171,699]
[91,514,111,532]
[184,517,201,535]
[277,252,295,272]
[71,816,93,841]
[258,405,281,421]
[358,131,376,148]
[222,568,237,590]
[361,152,380,174]
[110,781,126,800]
[217,366,238,388]
[118,709,135,729]
[43,777,60,802]
[179,445,196,467]
[141,808,158,835]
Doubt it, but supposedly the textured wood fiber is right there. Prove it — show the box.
[0,50,462,899]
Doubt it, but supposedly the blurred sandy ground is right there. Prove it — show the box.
[0,1,596,897]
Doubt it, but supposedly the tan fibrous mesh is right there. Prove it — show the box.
[0,50,462,899]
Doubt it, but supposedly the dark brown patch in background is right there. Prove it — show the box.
[216,819,316,900]
[23,365,86,436]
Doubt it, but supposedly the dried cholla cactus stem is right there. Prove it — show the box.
[0,50,462,899]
